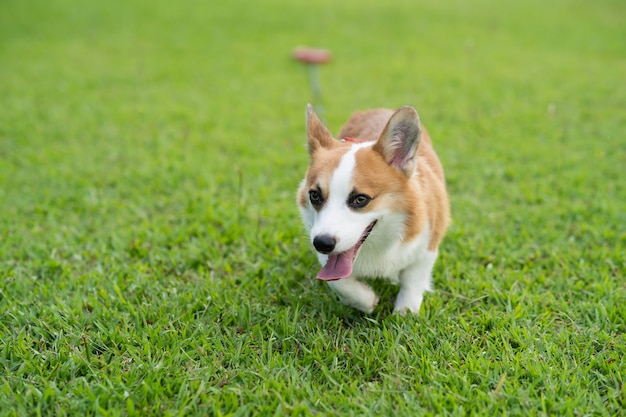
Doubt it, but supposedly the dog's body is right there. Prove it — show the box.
[297,105,450,314]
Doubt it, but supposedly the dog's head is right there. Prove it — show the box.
[297,104,423,281]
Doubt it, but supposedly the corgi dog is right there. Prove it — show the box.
[297,104,450,314]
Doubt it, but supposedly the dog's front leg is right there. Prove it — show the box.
[394,250,438,315]
[327,278,379,314]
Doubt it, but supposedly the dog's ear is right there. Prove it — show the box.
[373,106,422,176]
[306,104,334,155]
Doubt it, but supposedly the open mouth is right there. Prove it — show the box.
[316,220,377,281]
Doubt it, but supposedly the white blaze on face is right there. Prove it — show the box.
[310,143,377,254]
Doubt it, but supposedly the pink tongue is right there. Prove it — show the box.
[316,247,357,281]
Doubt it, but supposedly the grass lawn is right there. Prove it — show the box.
[1,0,625,415]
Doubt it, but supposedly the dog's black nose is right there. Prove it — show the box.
[313,234,336,254]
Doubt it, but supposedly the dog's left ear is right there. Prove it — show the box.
[373,106,422,177]
[306,104,334,156]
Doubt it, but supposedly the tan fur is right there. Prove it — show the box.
[297,145,351,207]
[300,109,450,250]
[338,109,395,141]
[337,109,450,250]
[298,105,450,314]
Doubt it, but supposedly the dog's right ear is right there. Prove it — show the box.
[306,104,334,156]
[373,106,422,177]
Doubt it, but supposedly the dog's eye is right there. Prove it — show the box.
[349,194,371,209]
[309,190,323,206]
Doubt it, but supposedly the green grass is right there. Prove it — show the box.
[1,0,625,415]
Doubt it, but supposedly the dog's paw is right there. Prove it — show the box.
[393,295,423,315]
[328,279,379,314]
[354,293,379,314]
[339,288,379,314]
[392,305,419,316]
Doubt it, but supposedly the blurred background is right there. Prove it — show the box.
[1,0,624,413]
[1,0,624,285]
